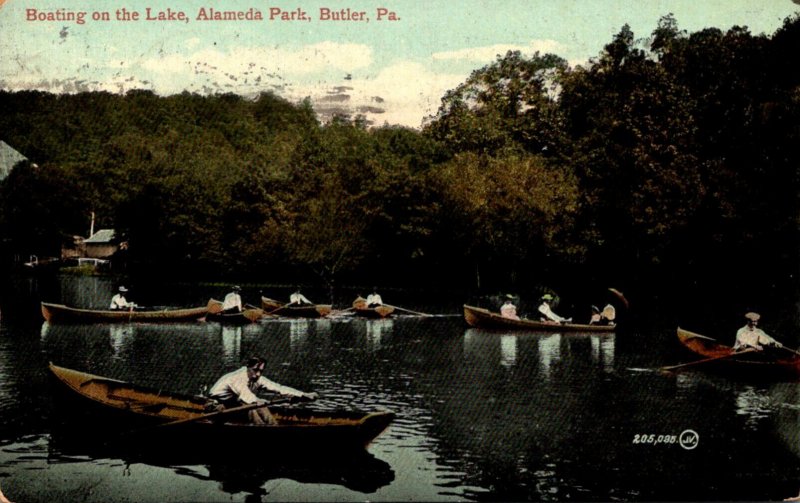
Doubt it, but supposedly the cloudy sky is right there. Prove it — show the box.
[1,0,797,128]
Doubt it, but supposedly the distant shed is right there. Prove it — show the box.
[83,229,118,259]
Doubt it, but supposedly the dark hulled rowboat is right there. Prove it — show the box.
[463,305,615,332]
[676,327,800,380]
[47,363,395,453]
[41,300,215,324]
[261,296,332,318]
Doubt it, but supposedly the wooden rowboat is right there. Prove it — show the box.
[261,296,332,318]
[48,363,395,453]
[354,305,395,319]
[463,305,615,332]
[676,327,800,379]
[205,300,265,324]
[41,300,216,324]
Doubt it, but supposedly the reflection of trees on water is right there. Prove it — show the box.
[57,275,116,309]
[47,431,394,502]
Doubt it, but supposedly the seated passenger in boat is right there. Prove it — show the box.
[109,286,136,310]
[207,356,318,425]
[289,289,313,305]
[366,289,383,308]
[538,294,571,323]
[589,304,615,325]
[734,312,779,352]
[500,296,520,320]
[221,285,243,314]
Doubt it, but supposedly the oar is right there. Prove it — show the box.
[155,401,273,429]
[264,302,291,315]
[775,343,800,357]
[384,304,432,317]
[150,396,303,431]
[660,348,756,371]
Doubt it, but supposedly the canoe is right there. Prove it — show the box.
[261,296,332,318]
[205,299,265,324]
[41,300,215,324]
[463,305,615,332]
[47,363,395,453]
[354,305,395,318]
[676,327,800,379]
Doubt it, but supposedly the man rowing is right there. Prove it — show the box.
[734,312,780,352]
[109,286,136,310]
[207,356,318,424]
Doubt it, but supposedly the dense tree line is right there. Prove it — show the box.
[1,14,798,304]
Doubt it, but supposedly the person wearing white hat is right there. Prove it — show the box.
[109,286,135,310]
[538,294,571,323]
[734,312,779,351]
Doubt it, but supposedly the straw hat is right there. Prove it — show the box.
[744,312,760,322]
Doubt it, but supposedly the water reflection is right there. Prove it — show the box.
[538,334,561,378]
[109,325,133,357]
[735,385,773,429]
[463,329,616,376]
[500,335,516,367]
[220,325,242,365]
[289,319,310,349]
[366,319,393,350]
[590,334,615,371]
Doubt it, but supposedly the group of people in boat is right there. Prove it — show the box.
[499,293,613,326]
[110,284,387,315]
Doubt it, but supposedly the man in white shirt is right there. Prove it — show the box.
[221,286,243,313]
[208,356,318,424]
[538,294,571,323]
[366,289,383,308]
[289,290,312,305]
[734,312,779,351]
[110,286,135,310]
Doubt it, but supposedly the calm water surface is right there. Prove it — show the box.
[0,275,798,502]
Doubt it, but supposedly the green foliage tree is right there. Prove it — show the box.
[424,50,569,157]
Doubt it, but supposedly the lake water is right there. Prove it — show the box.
[0,274,798,502]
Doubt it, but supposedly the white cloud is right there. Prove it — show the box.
[432,39,564,62]
[288,61,465,128]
